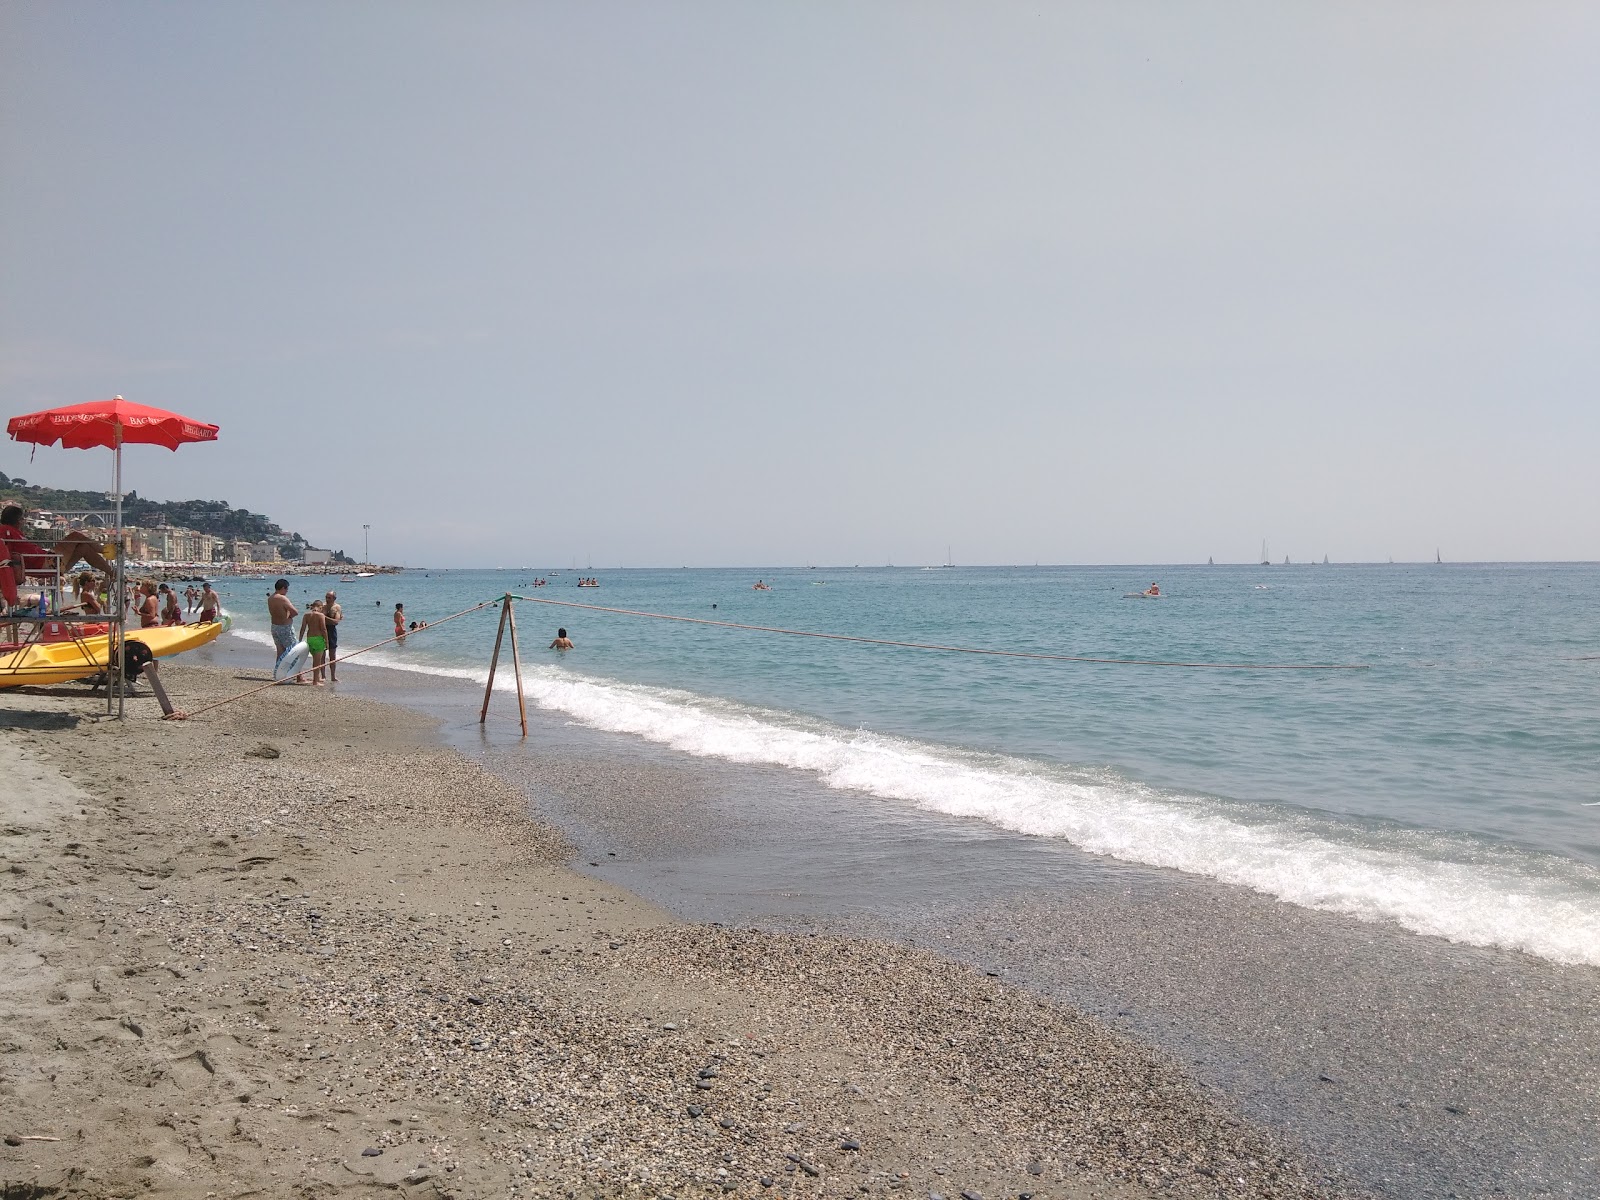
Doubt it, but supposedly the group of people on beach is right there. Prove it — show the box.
[131,579,219,627]
[2,501,233,629]
[267,578,342,685]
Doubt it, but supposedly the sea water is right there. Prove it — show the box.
[227,562,1600,967]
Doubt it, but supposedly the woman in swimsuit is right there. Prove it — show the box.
[75,572,104,616]
[136,581,160,628]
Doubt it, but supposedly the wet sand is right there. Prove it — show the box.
[1,661,1354,1199]
[317,643,1599,1200]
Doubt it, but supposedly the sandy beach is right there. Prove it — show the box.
[0,661,1360,1199]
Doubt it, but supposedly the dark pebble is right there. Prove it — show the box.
[1318,1073,1335,1083]
[360,1147,382,1157]
[841,1139,861,1151]
[1027,1160,1044,1175]
[759,1179,773,1189]
[962,1192,983,1200]
[1445,1105,1467,1115]
[695,1080,713,1090]
[687,1105,704,1118]
[3,1136,22,1147]
[718,1117,736,1129]
[609,941,622,950]
[985,970,1000,977]
[785,1153,820,1177]
[698,1067,719,1079]
[466,995,484,1006]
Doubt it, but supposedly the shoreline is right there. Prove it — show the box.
[0,661,1353,1199]
[208,628,1600,1199]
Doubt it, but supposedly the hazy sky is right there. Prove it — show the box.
[3,2,1596,567]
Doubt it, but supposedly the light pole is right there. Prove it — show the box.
[363,524,371,567]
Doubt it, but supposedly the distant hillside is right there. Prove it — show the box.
[0,470,346,560]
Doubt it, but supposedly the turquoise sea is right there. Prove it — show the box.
[227,562,1600,968]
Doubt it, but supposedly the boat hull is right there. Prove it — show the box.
[0,622,224,689]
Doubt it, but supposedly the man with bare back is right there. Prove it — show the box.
[267,578,298,669]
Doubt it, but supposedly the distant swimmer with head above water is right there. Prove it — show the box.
[549,627,574,651]
[753,580,771,590]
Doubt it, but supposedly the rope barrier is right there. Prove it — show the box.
[506,594,1370,671]
[167,598,500,720]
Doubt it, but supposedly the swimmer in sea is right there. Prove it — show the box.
[549,627,574,650]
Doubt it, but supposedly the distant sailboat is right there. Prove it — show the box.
[1436,548,1442,564]
[1323,554,1329,565]
[1283,555,1290,566]
[1208,556,1214,566]
[1260,539,1271,565]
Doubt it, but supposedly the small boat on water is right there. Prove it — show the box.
[0,621,224,689]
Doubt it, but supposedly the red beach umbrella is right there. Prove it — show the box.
[6,396,219,452]
[6,396,219,717]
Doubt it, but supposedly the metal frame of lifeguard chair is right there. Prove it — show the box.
[1,536,129,715]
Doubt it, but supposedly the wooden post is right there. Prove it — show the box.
[505,594,528,737]
[141,660,176,718]
[480,597,510,724]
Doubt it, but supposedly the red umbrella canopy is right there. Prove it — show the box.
[6,396,219,451]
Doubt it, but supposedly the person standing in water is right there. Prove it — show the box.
[323,590,342,681]
[267,578,298,667]
[549,627,574,650]
[393,602,406,640]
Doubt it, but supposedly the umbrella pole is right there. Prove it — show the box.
[112,441,124,719]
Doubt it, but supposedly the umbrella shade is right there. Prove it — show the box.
[6,396,219,451]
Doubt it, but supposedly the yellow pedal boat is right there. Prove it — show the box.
[0,621,224,689]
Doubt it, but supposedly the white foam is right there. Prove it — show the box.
[221,625,1600,966]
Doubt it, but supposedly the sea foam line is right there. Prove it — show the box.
[225,627,1600,966]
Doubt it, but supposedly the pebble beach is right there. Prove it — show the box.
[0,662,1361,1199]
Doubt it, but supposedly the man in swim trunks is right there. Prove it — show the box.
[198,582,220,623]
[267,578,298,669]
[323,590,342,682]
[299,600,329,686]
[159,583,183,625]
